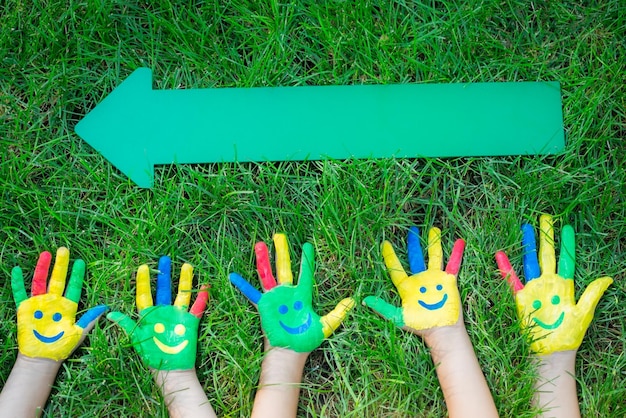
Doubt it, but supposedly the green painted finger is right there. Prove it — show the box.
[558,225,575,279]
[11,266,27,307]
[107,311,139,336]
[66,259,85,303]
[576,276,613,316]
[298,243,315,292]
[363,296,405,328]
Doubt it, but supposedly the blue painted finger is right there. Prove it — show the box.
[77,305,108,329]
[156,256,172,305]
[521,223,540,281]
[230,272,262,304]
[407,226,426,274]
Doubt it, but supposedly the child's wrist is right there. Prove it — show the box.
[534,350,577,373]
[152,369,200,396]
[15,353,62,377]
[259,346,308,386]
[422,319,468,351]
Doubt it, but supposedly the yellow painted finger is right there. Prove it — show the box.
[136,264,153,311]
[539,214,556,274]
[48,247,70,295]
[382,241,408,289]
[427,228,443,270]
[273,233,293,285]
[576,276,613,316]
[174,263,193,309]
[321,298,356,338]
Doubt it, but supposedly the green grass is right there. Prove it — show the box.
[1,0,624,416]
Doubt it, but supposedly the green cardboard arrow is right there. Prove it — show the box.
[75,68,564,188]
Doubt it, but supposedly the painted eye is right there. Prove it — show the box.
[34,310,43,319]
[174,324,186,335]
[293,301,303,310]
[532,300,542,310]
[154,323,165,333]
[278,305,288,315]
[52,313,62,322]
[551,295,560,305]
[419,286,427,294]
[436,284,443,291]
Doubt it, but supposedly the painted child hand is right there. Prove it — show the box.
[364,227,465,335]
[496,214,613,354]
[229,234,355,353]
[107,256,209,370]
[11,247,107,361]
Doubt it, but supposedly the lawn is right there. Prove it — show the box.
[1,1,624,417]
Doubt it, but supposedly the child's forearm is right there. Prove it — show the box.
[153,369,217,418]
[534,350,580,418]
[425,326,499,418]
[0,354,62,417]
[251,347,308,418]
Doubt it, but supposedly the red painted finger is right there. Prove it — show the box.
[190,284,210,318]
[445,239,466,275]
[495,251,524,293]
[32,251,52,296]
[255,242,277,291]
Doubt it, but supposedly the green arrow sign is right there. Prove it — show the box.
[75,68,564,188]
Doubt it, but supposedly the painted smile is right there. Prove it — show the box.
[533,312,565,330]
[418,294,448,311]
[153,337,189,354]
[279,313,313,335]
[33,330,64,344]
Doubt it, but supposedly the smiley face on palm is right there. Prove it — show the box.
[107,257,208,370]
[364,226,465,333]
[12,247,107,361]
[230,234,355,353]
[496,214,613,354]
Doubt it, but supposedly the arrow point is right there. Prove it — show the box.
[75,68,155,188]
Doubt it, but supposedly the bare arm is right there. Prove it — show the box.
[0,355,62,417]
[423,320,499,418]
[533,350,580,418]
[251,345,309,418]
[152,369,217,418]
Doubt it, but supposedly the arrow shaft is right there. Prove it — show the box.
[76,68,564,187]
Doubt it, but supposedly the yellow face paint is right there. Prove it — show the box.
[496,214,614,355]
[401,269,461,330]
[364,227,465,332]
[17,294,83,361]
[515,273,613,354]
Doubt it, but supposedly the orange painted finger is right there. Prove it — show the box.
[255,241,277,291]
[32,251,52,296]
[445,239,465,276]
[495,251,524,293]
[190,284,210,318]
